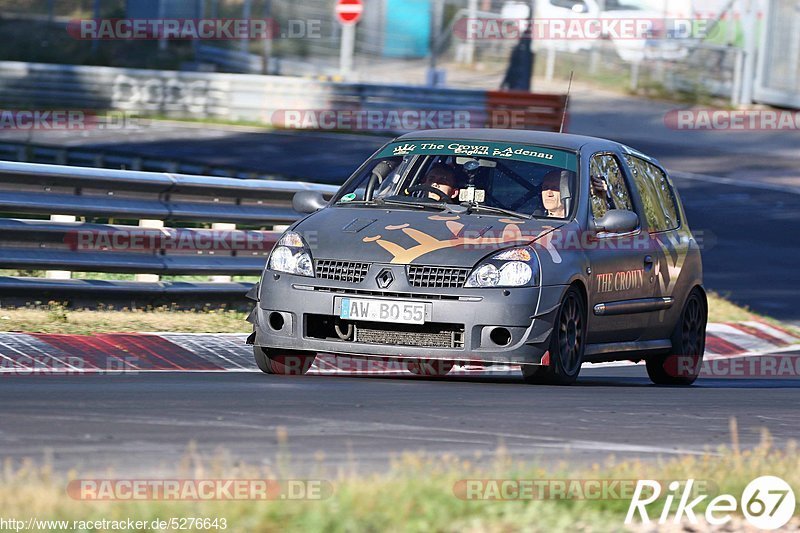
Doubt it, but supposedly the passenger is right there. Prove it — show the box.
[541,170,566,218]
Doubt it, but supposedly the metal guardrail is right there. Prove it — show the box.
[0,160,337,224]
[0,218,278,275]
[0,141,283,179]
[0,160,338,305]
[0,277,255,307]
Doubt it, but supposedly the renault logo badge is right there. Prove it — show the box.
[376,269,394,289]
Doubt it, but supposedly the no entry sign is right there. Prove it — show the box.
[335,0,363,25]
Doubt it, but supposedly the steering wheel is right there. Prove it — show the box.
[407,184,452,202]
[365,169,383,201]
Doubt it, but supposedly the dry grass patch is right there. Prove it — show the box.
[0,304,249,335]
[0,428,796,532]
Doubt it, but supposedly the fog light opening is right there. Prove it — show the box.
[268,312,285,331]
[490,327,512,347]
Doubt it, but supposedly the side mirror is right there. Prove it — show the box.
[292,191,327,214]
[592,209,639,234]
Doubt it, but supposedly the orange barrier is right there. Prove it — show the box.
[485,91,568,132]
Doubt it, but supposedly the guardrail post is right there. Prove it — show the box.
[45,215,76,280]
[545,46,556,82]
[630,62,640,92]
[136,220,164,283]
[211,222,236,283]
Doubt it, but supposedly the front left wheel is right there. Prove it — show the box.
[406,359,454,377]
[646,289,707,385]
[253,346,316,375]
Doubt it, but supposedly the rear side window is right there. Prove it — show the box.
[624,155,680,232]
[589,154,634,220]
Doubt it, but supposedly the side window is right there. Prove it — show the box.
[624,155,680,232]
[589,154,634,220]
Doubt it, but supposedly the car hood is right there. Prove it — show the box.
[294,206,565,266]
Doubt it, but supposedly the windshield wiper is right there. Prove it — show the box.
[465,204,532,220]
[375,198,450,211]
[334,200,370,205]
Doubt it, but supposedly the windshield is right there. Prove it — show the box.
[333,140,579,220]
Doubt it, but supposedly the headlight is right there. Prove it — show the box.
[268,231,315,277]
[465,246,538,288]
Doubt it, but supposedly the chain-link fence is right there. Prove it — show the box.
[754,0,800,108]
[0,0,125,19]
[0,0,780,104]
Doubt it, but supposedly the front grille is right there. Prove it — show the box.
[304,314,465,349]
[354,322,465,349]
[315,259,371,283]
[407,266,471,288]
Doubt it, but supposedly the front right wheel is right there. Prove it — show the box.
[521,286,586,385]
[646,288,707,385]
[253,346,316,375]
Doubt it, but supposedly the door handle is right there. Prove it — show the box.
[644,255,654,270]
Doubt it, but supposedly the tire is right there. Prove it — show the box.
[522,286,586,385]
[646,288,707,386]
[406,359,454,377]
[253,346,316,375]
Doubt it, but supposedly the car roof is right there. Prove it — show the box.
[396,129,656,163]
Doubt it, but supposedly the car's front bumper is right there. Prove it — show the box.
[247,266,567,365]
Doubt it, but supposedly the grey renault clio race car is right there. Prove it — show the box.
[247,129,707,385]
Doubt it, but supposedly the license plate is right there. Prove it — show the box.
[339,298,426,324]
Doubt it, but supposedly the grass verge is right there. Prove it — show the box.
[0,428,796,532]
[706,290,765,323]
[0,305,249,334]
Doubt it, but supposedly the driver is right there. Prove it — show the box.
[421,164,460,202]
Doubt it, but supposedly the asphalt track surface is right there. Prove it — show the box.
[1,360,799,475]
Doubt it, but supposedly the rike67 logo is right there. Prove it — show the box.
[626,476,796,529]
